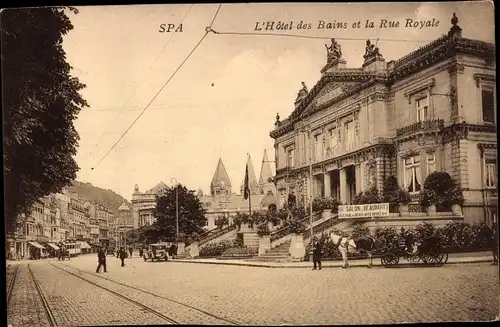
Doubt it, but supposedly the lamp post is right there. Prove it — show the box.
[307,127,313,248]
[171,178,179,243]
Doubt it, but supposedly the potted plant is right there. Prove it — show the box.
[233,214,243,231]
[419,189,438,216]
[326,197,342,214]
[448,186,465,216]
[312,196,327,213]
[397,189,412,216]
[256,223,271,256]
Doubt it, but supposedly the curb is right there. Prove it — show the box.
[170,258,494,269]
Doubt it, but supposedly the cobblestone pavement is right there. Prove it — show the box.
[53,255,499,325]
[7,264,53,327]
[7,261,170,326]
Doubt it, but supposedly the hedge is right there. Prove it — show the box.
[304,221,495,261]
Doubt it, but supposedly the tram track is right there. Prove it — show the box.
[49,261,241,325]
[27,264,57,327]
[47,262,178,324]
[6,264,19,305]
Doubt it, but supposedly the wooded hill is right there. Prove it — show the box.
[67,181,132,217]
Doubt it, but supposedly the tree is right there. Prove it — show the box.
[2,7,88,234]
[152,185,207,241]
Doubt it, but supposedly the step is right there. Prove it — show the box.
[262,252,291,257]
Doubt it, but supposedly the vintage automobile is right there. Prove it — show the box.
[143,243,169,262]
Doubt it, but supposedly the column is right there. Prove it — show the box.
[355,164,362,194]
[324,172,331,198]
[339,168,348,204]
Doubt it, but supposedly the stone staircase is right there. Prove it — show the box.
[246,240,292,262]
[243,232,260,249]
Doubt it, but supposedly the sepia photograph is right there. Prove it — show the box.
[2,1,498,326]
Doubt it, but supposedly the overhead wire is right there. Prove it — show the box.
[87,4,194,162]
[89,4,222,172]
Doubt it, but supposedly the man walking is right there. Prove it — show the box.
[312,237,323,270]
[119,247,127,267]
[491,221,498,264]
[96,247,107,273]
[128,247,133,258]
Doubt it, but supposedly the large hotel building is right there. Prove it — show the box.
[270,14,496,224]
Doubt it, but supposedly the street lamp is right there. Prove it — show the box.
[170,177,179,243]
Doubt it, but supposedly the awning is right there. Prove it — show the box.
[80,242,91,249]
[28,241,45,249]
[47,243,60,250]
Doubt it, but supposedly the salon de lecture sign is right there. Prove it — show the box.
[338,203,390,219]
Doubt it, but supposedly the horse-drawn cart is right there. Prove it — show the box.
[380,235,449,267]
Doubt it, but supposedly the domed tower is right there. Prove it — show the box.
[210,158,232,197]
[118,203,133,226]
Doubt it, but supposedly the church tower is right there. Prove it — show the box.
[258,149,276,195]
[240,155,259,195]
[210,158,232,197]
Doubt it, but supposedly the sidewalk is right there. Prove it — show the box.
[170,251,496,269]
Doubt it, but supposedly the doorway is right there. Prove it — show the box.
[345,165,356,204]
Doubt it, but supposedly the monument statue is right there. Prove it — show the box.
[275,112,280,126]
[295,81,309,101]
[363,39,382,60]
[325,38,342,62]
[134,184,139,192]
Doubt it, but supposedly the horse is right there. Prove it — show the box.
[330,231,378,268]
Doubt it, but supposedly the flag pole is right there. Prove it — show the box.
[247,153,252,216]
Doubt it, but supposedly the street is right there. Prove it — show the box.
[6,254,499,326]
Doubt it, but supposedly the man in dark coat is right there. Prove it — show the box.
[312,237,323,270]
[128,247,133,258]
[119,247,127,267]
[96,247,107,273]
[491,221,498,264]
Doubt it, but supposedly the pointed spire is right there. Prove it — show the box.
[211,158,232,196]
[241,154,258,195]
[258,150,276,195]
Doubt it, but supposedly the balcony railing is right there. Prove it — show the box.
[270,211,322,243]
[396,119,444,137]
[303,214,339,240]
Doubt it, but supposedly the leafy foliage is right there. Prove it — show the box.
[256,222,271,237]
[284,218,306,234]
[221,246,257,257]
[352,187,383,205]
[419,172,464,208]
[215,215,229,229]
[199,240,240,257]
[153,184,207,241]
[2,8,88,234]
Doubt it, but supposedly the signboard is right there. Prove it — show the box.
[338,203,390,219]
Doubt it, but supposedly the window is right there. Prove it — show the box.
[287,148,294,167]
[314,134,323,161]
[329,128,338,155]
[485,158,497,188]
[427,152,436,176]
[345,121,355,150]
[404,156,421,193]
[482,87,495,123]
[416,97,429,122]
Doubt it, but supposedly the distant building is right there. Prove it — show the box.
[131,151,278,231]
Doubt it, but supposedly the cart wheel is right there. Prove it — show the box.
[381,253,398,267]
[441,252,449,264]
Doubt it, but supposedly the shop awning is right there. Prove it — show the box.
[28,241,45,249]
[80,242,91,249]
[47,243,60,250]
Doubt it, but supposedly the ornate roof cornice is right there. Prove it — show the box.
[271,33,495,140]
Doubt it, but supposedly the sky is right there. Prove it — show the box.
[63,2,494,201]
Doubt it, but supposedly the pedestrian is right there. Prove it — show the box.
[312,237,323,270]
[119,247,127,267]
[491,221,498,264]
[128,247,133,258]
[96,247,108,273]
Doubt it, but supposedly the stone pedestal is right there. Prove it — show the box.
[176,242,185,255]
[189,242,199,258]
[258,236,271,256]
[289,234,305,259]
[426,204,437,216]
[451,204,463,216]
[322,209,332,220]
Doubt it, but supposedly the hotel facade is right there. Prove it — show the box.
[270,15,496,225]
